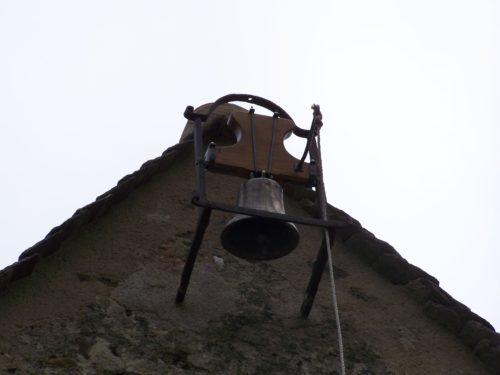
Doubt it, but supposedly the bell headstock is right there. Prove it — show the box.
[210,110,311,184]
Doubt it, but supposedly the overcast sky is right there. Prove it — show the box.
[1,1,499,330]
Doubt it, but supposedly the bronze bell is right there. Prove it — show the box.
[220,177,299,260]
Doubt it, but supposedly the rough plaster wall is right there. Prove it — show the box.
[0,148,492,374]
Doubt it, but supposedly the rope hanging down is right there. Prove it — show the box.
[312,104,346,375]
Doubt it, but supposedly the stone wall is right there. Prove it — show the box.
[0,108,498,374]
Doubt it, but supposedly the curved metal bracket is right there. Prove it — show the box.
[184,93,312,138]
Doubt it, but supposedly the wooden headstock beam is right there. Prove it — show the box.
[213,110,311,184]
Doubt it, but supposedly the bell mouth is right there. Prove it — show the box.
[220,216,299,261]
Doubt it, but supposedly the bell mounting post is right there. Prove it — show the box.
[175,94,354,317]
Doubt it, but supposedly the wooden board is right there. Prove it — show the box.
[213,110,311,184]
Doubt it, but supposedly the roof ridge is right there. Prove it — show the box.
[0,141,191,291]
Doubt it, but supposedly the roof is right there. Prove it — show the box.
[0,103,499,372]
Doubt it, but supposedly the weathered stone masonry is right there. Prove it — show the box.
[0,104,498,374]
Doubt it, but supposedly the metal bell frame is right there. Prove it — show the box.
[175,94,353,317]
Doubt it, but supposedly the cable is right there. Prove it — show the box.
[315,109,346,375]
[323,228,346,375]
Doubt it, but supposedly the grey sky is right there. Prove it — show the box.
[1,1,499,329]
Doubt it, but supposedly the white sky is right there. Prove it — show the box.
[1,1,499,329]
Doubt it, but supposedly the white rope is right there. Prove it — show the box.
[317,123,346,375]
[323,228,346,375]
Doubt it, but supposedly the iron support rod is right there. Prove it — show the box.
[191,196,353,231]
[175,207,212,303]
[310,140,327,218]
[249,108,258,173]
[267,113,278,175]
[300,137,332,317]
[300,231,335,317]
[193,116,206,201]
[176,114,209,304]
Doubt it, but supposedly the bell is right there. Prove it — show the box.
[220,177,299,260]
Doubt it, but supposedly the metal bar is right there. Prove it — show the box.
[309,140,328,218]
[250,108,257,173]
[300,124,336,317]
[175,207,212,303]
[176,115,209,304]
[205,94,294,122]
[296,105,322,172]
[193,116,206,201]
[267,114,278,174]
[191,196,353,231]
[295,125,315,172]
[300,107,344,323]
[299,231,334,317]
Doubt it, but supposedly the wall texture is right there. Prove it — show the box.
[0,107,498,374]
